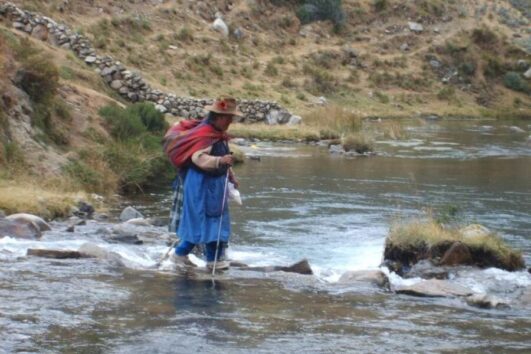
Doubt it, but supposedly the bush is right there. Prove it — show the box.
[128,102,168,133]
[472,27,497,48]
[437,86,456,101]
[99,104,146,140]
[503,72,530,93]
[16,54,59,104]
[373,0,387,12]
[264,62,279,76]
[296,0,345,30]
[342,133,374,153]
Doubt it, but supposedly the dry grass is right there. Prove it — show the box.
[303,105,363,133]
[0,180,88,219]
[229,123,321,142]
[341,132,374,153]
[388,218,523,268]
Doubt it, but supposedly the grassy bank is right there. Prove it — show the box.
[0,180,89,219]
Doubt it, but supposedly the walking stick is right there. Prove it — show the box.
[212,169,230,276]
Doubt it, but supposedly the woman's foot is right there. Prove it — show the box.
[171,254,196,267]
[207,260,230,271]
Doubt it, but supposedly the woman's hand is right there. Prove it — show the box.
[219,154,234,167]
[230,175,239,189]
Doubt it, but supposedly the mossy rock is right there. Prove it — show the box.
[383,221,525,274]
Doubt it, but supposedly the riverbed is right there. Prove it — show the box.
[1,118,530,353]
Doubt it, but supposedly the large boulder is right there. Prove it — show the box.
[212,18,229,37]
[466,294,509,309]
[439,242,473,266]
[396,279,473,298]
[6,213,51,231]
[403,260,449,279]
[119,206,144,222]
[338,270,390,289]
[0,218,41,239]
[27,249,88,259]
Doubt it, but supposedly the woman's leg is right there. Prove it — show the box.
[175,240,195,256]
[204,242,225,262]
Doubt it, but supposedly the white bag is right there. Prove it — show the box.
[228,182,242,205]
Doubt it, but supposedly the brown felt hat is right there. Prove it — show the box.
[204,97,243,117]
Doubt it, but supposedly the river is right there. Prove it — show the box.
[1,118,530,353]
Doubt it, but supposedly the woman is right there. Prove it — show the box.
[164,97,241,270]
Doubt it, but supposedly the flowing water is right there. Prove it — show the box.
[1,118,530,353]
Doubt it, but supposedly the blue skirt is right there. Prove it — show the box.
[177,168,230,244]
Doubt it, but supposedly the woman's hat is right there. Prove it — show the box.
[205,97,243,117]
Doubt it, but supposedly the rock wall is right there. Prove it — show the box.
[0,2,300,124]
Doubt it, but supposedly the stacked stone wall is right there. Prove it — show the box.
[0,2,300,124]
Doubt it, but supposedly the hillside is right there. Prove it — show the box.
[0,0,530,213]
[2,0,529,117]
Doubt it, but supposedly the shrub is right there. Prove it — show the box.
[176,27,194,42]
[472,27,497,48]
[341,133,374,153]
[128,102,168,133]
[296,0,346,30]
[373,0,387,12]
[264,62,279,76]
[16,54,59,104]
[437,86,456,101]
[99,104,146,140]
[374,91,390,104]
[303,64,338,95]
[503,72,530,93]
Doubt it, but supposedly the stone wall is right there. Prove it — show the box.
[0,2,300,124]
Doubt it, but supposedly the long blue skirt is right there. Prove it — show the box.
[177,168,230,244]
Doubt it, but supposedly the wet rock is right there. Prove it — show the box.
[0,219,41,239]
[396,279,473,298]
[107,232,143,245]
[148,217,167,227]
[439,242,473,266]
[65,225,75,232]
[0,210,5,218]
[509,126,526,134]
[119,206,144,222]
[78,242,109,259]
[404,260,449,280]
[27,249,89,259]
[125,218,152,226]
[280,259,313,275]
[77,201,95,218]
[466,294,510,309]
[517,286,531,307]
[235,259,313,275]
[338,270,390,288]
[6,213,51,231]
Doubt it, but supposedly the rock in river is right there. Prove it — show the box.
[396,279,473,298]
[0,218,42,239]
[27,249,90,259]
[338,270,390,289]
[120,206,144,222]
[6,213,51,231]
